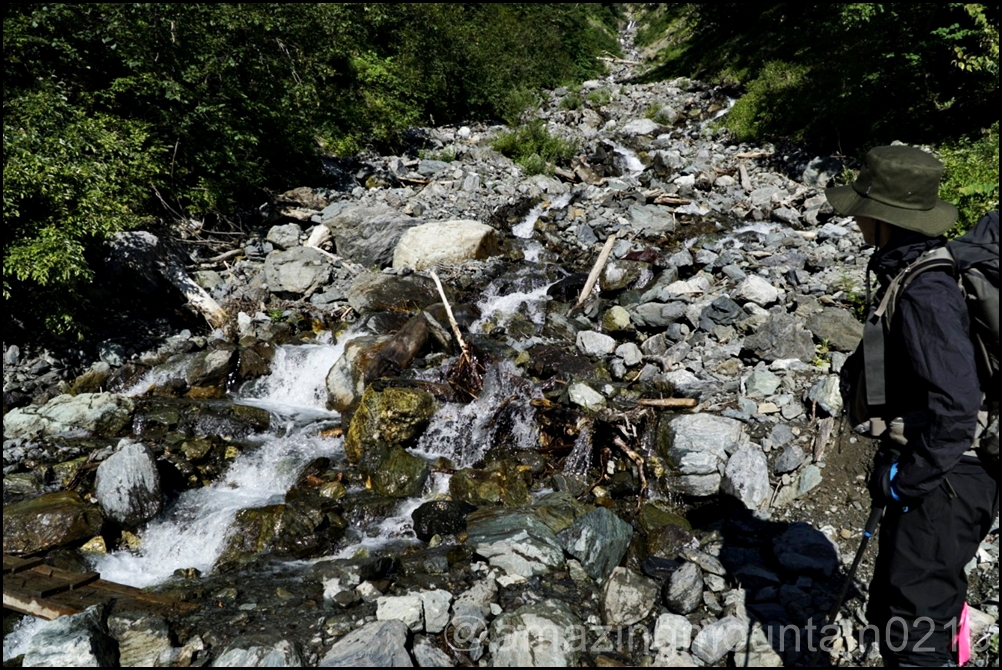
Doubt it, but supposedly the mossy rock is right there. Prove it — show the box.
[450,459,531,508]
[369,447,429,499]
[344,386,437,467]
[3,491,104,555]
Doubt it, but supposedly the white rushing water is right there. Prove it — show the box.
[91,339,349,588]
[511,192,573,239]
[3,617,47,663]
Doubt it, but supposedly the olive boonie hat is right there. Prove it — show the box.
[825,145,958,236]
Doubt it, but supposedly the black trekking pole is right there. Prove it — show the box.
[808,505,884,667]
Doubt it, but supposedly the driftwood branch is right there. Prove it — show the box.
[572,234,617,312]
[636,398,699,409]
[430,270,469,355]
[160,256,228,330]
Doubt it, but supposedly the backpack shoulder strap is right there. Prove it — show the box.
[863,247,957,407]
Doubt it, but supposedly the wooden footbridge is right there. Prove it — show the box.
[3,554,194,620]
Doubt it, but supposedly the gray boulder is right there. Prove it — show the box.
[4,393,134,439]
[213,639,302,667]
[773,522,840,577]
[690,616,747,665]
[557,507,632,582]
[601,567,659,626]
[346,273,440,314]
[319,620,412,667]
[742,313,816,363]
[107,611,171,668]
[490,600,582,667]
[264,247,331,295]
[722,444,772,516]
[664,561,703,614]
[95,439,163,527]
[466,511,564,578]
[392,220,500,270]
[323,204,421,269]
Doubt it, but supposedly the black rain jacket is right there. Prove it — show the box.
[868,231,982,500]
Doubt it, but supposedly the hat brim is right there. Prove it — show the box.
[825,184,958,236]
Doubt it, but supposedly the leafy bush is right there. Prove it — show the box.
[491,121,579,175]
[940,122,1000,232]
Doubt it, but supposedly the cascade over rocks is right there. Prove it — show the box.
[3,18,999,670]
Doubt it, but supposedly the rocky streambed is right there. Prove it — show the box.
[4,42,999,669]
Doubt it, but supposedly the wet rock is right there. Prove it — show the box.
[690,615,747,665]
[107,611,171,667]
[344,386,437,468]
[324,204,422,269]
[215,502,345,566]
[600,260,649,292]
[412,500,477,542]
[531,491,591,534]
[450,460,531,508]
[319,620,413,667]
[213,638,302,667]
[4,392,134,439]
[371,447,430,498]
[602,567,658,626]
[325,335,390,413]
[346,272,440,313]
[601,306,632,332]
[773,522,840,577]
[393,220,500,270]
[742,312,816,363]
[557,507,632,582]
[94,438,162,527]
[722,444,772,516]
[22,605,118,667]
[466,510,564,578]
[490,600,582,667]
[663,561,703,614]
[264,247,331,296]
[3,491,104,554]
[138,347,235,395]
[132,398,270,441]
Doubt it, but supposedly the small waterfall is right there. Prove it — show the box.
[90,340,347,588]
[470,274,555,335]
[3,616,47,662]
[414,361,540,468]
[610,142,645,177]
[511,193,573,239]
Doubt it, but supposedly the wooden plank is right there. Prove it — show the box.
[3,555,44,574]
[3,590,81,620]
[37,572,99,598]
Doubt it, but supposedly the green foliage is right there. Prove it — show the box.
[4,3,620,335]
[491,120,579,176]
[4,86,158,333]
[559,92,583,111]
[940,122,1000,234]
[636,4,999,154]
[586,87,613,108]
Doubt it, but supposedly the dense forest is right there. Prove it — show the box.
[3,3,999,336]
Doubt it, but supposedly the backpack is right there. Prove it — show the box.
[842,211,999,465]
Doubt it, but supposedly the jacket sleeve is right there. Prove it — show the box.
[892,272,982,500]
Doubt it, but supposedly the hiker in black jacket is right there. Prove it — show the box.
[826,145,999,666]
